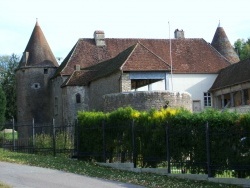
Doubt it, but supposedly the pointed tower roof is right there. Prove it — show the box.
[211,24,240,64]
[18,20,59,68]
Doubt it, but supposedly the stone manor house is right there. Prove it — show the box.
[16,21,250,134]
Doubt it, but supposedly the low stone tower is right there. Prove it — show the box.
[16,20,59,138]
[211,23,240,64]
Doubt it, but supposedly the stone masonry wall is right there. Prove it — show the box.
[120,72,131,92]
[62,86,89,125]
[103,91,192,112]
[89,71,121,111]
[16,66,57,138]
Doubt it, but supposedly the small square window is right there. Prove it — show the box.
[31,83,40,89]
[44,68,48,74]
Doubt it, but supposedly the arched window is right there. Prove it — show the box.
[76,93,81,103]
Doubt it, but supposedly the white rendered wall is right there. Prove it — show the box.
[136,73,218,110]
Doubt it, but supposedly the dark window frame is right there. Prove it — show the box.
[204,92,212,107]
[76,93,81,103]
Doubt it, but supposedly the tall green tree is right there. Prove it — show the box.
[0,86,6,126]
[0,54,19,121]
[234,38,250,61]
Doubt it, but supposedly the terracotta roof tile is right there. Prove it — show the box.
[55,38,231,79]
[64,42,172,86]
[122,42,171,71]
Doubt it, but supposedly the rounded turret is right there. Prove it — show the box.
[211,24,240,64]
[16,20,59,138]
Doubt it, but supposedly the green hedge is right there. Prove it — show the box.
[77,107,250,177]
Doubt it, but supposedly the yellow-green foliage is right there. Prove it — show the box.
[55,132,73,150]
[144,108,180,124]
[107,107,140,124]
[78,111,106,126]
[77,107,183,127]
[35,133,52,148]
[77,107,250,177]
[34,132,73,150]
[77,107,187,126]
[0,131,18,140]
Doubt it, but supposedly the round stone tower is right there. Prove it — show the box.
[16,20,59,138]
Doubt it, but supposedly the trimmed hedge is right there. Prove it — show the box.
[77,107,250,177]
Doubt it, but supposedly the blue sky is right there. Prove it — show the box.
[1,0,250,59]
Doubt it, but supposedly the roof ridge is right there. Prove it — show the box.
[120,43,137,70]
[82,44,136,82]
[137,41,171,68]
[61,70,77,87]
[61,41,80,76]
[52,41,78,78]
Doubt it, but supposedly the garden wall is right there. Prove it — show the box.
[103,91,192,112]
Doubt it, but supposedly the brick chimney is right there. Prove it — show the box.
[75,64,80,71]
[174,29,185,39]
[94,30,106,47]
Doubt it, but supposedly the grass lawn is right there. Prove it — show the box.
[0,149,241,188]
[0,181,11,188]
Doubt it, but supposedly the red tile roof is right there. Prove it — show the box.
[64,42,171,86]
[55,37,231,79]
[122,42,170,71]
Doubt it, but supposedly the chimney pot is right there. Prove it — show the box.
[174,29,185,39]
[75,64,81,71]
[94,30,106,47]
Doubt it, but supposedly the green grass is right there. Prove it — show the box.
[0,181,12,188]
[0,149,241,188]
[0,132,18,140]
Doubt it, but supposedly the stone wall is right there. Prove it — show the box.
[16,66,57,138]
[103,91,192,112]
[120,72,131,92]
[62,86,89,125]
[89,71,121,111]
[227,105,250,114]
[50,76,68,127]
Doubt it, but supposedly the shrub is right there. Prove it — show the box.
[77,107,250,177]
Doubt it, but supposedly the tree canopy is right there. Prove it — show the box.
[0,54,19,121]
[234,38,250,61]
[0,86,6,125]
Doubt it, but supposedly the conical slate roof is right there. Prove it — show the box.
[211,26,240,64]
[18,21,58,68]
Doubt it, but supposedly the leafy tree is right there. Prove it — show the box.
[0,54,19,121]
[234,38,250,61]
[0,85,6,126]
